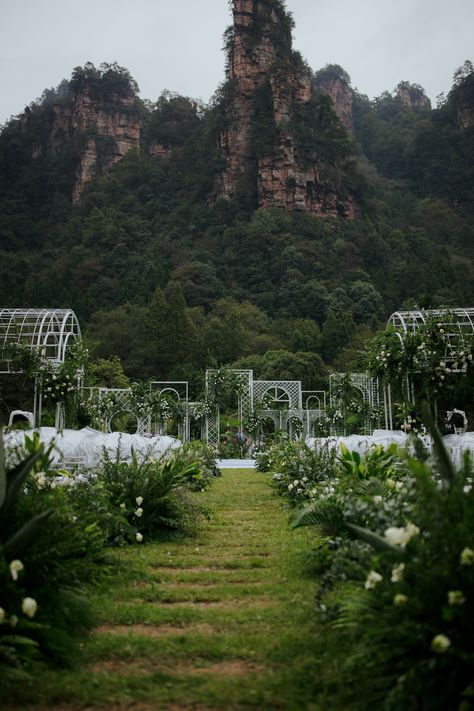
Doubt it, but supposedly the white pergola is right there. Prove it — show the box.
[388,308,474,371]
[0,309,81,372]
[384,308,474,428]
[0,308,82,427]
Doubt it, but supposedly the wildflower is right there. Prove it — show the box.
[448,590,465,605]
[22,598,38,619]
[431,634,451,653]
[0,607,5,624]
[373,495,383,504]
[394,594,408,605]
[120,503,126,510]
[9,560,24,581]
[386,478,396,489]
[288,483,294,491]
[136,496,143,506]
[136,532,143,543]
[460,547,474,565]
[391,563,406,582]
[134,508,143,517]
[365,571,383,589]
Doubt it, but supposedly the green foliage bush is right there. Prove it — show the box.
[267,421,474,709]
[68,449,210,546]
[0,432,106,686]
[256,439,338,503]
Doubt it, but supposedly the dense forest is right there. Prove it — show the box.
[0,12,473,396]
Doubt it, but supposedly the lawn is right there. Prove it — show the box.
[10,469,324,711]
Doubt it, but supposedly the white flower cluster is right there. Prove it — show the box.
[134,496,144,542]
[1,560,38,625]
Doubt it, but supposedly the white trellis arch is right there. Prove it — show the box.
[388,308,474,372]
[204,371,329,446]
[0,308,81,372]
[149,381,190,439]
[0,308,82,427]
[383,308,474,427]
[329,373,381,435]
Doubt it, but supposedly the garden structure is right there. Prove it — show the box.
[369,308,474,430]
[204,369,327,447]
[86,371,327,447]
[329,372,381,435]
[0,308,82,428]
[84,381,201,438]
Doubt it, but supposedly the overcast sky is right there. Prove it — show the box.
[1,0,473,125]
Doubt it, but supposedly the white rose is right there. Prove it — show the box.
[136,532,143,543]
[9,560,24,581]
[0,607,5,624]
[373,495,383,504]
[22,597,38,619]
[431,634,451,653]
[448,590,465,605]
[393,593,408,605]
[135,496,143,506]
[134,508,143,517]
[365,570,383,589]
[391,562,406,582]
[460,547,474,566]
[384,523,419,548]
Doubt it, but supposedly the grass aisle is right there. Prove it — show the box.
[24,469,322,711]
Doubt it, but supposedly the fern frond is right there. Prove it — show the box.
[291,503,346,537]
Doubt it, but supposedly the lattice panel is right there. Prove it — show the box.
[253,381,302,409]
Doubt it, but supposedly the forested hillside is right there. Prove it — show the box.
[0,0,473,393]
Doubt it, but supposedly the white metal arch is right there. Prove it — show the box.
[387,308,474,370]
[0,308,81,372]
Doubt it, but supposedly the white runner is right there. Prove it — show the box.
[217,458,256,469]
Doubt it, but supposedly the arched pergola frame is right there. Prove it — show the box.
[0,308,82,427]
[388,308,474,370]
[382,308,474,428]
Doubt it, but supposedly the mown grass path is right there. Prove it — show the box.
[24,469,322,711]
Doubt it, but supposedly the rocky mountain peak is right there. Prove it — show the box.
[216,0,357,218]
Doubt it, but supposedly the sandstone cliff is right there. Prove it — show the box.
[395,81,431,109]
[216,0,357,218]
[313,65,353,132]
[23,64,142,202]
[71,86,141,202]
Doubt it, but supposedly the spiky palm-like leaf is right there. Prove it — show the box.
[356,478,389,498]
[3,509,53,558]
[291,503,346,537]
